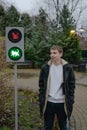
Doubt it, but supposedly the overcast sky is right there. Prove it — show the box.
[5,0,45,16]
[4,0,87,29]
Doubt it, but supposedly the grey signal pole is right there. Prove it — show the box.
[14,63,18,130]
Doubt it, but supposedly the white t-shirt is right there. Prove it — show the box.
[48,63,65,103]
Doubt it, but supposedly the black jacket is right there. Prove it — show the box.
[39,59,75,120]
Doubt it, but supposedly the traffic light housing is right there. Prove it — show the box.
[6,27,24,62]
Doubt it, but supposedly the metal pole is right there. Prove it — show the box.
[14,63,18,130]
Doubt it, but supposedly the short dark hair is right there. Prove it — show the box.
[50,45,63,53]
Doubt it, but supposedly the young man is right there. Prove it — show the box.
[39,45,75,130]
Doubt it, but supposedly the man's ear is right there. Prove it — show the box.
[60,52,63,57]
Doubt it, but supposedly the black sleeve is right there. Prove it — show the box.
[67,66,76,119]
[68,65,76,104]
[38,66,45,117]
[39,66,45,102]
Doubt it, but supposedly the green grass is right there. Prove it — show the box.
[0,89,43,130]
[0,126,11,130]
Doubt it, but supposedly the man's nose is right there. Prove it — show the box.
[51,54,54,57]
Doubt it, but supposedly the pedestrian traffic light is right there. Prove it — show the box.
[6,27,24,62]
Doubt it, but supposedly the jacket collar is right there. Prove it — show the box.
[47,59,68,66]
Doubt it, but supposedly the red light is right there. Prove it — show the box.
[12,32,19,40]
[8,29,22,43]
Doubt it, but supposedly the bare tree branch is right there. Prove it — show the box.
[75,6,87,27]
[71,0,81,13]
[66,0,71,6]
[42,0,87,29]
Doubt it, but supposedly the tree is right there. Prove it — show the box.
[18,13,32,41]
[24,8,50,67]
[5,5,20,27]
[24,6,82,66]
[0,1,82,67]
[0,4,20,35]
[59,4,75,36]
[63,34,82,63]
[0,4,5,36]
[37,0,82,64]
[18,13,31,28]
[43,0,87,29]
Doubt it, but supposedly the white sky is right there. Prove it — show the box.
[5,0,45,16]
[4,0,87,29]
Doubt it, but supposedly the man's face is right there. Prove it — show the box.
[50,49,62,63]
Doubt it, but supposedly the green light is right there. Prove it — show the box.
[8,47,22,61]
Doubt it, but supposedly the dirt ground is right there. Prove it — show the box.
[8,68,40,92]
[8,68,87,92]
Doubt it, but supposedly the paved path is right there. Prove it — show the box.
[8,69,87,130]
[73,84,87,130]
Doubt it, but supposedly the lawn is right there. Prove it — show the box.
[0,89,44,130]
[0,68,44,130]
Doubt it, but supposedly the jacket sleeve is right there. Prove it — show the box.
[38,66,45,117]
[39,66,45,101]
[68,66,75,103]
[67,66,76,119]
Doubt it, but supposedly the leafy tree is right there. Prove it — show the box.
[24,8,50,67]
[59,4,75,36]
[18,13,32,29]
[0,4,20,35]
[24,6,82,66]
[18,13,32,57]
[5,5,20,27]
[63,34,82,63]
[0,4,5,36]
[0,1,82,67]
